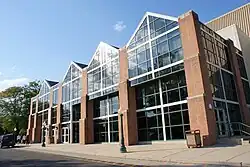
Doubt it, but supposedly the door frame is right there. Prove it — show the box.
[215,108,230,137]
[61,127,69,144]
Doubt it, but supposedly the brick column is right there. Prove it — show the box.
[27,115,32,136]
[55,84,62,144]
[226,40,250,125]
[33,113,42,143]
[79,69,94,144]
[27,115,34,142]
[118,48,137,146]
[179,11,216,146]
[45,125,52,144]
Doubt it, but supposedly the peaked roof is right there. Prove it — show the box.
[87,41,119,69]
[110,45,119,49]
[126,12,178,47]
[38,80,51,95]
[45,80,59,87]
[62,61,84,82]
[73,61,88,69]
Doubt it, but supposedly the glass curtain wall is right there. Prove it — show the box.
[87,42,119,100]
[127,14,182,86]
[136,70,189,142]
[127,14,189,142]
[61,63,82,143]
[31,97,37,114]
[200,23,250,136]
[51,85,58,140]
[87,42,120,143]
[93,94,119,143]
[37,81,50,143]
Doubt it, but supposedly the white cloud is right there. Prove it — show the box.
[0,78,30,91]
[113,21,126,32]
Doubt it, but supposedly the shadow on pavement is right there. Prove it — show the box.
[0,159,243,167]
[0,145,30,149]
[13,145,31,148]
[0,159,116,167]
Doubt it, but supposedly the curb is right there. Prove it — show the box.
[17,147,143,166]
[17,146,250,167]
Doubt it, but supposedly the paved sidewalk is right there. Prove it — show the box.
[16,142,250,166]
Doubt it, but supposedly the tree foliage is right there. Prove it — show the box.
[0,80,40,135]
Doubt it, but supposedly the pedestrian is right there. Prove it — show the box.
[17,135,21,143]
[22,135,26,144]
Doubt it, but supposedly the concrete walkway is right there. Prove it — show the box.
[16,142,250,166]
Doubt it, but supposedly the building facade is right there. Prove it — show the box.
[27,10,250,146]
[206,3,250,37]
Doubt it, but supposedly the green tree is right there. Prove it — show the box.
[0,81,40,135]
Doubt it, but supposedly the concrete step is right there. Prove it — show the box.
[241,136,250,145]
[242,139,250,145]
[217,137,242,145]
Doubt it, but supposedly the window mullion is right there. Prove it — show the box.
[147,15,155,79]
[158,79,166,141]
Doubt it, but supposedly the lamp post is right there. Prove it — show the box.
[42,122,46,147]
[120,113,127,153]
[13,127,17,143]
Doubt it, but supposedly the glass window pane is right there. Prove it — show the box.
[182,111,190,124]
[171,126,184,139]
[154,18,165,30]
[168,89,180,103]
[169,35,181,51]
[170,48,183,63]
[170,112,182,126]
[158,53,170,68]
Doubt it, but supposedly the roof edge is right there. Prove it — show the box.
[206,3,250,24]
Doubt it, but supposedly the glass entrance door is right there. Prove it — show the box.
[215,109,229,137]
[61,127,69,143]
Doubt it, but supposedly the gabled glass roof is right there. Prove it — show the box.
[127,12,178,50]
[62,61,85,83]
[39,80,50,96]
[87,42,119,71]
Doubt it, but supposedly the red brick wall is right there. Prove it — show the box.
[179,11,216,146]
[118,47,138,146]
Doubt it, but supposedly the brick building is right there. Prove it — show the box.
[27,9,250,146]
[206,3,250,37]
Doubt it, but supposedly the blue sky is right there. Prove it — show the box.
[0,0,249,90]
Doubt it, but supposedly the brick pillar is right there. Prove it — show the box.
[226,40,250,125]
[54,123,61,144]
[27,115,32,136]
[55,84,62,144]
[79,100,94,144]
[179,11,216,146]
[34,113,42,143]
[118,48,137,146]
[79,69,94,144]
[87,100,94,143]
[28,115,34,142]
[28,129,32,142]
[45,125,52,144]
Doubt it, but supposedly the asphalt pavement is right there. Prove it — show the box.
[0,146,125,167]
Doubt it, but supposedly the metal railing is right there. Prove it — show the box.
[230,122,250,137]
[217,122,250,138]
